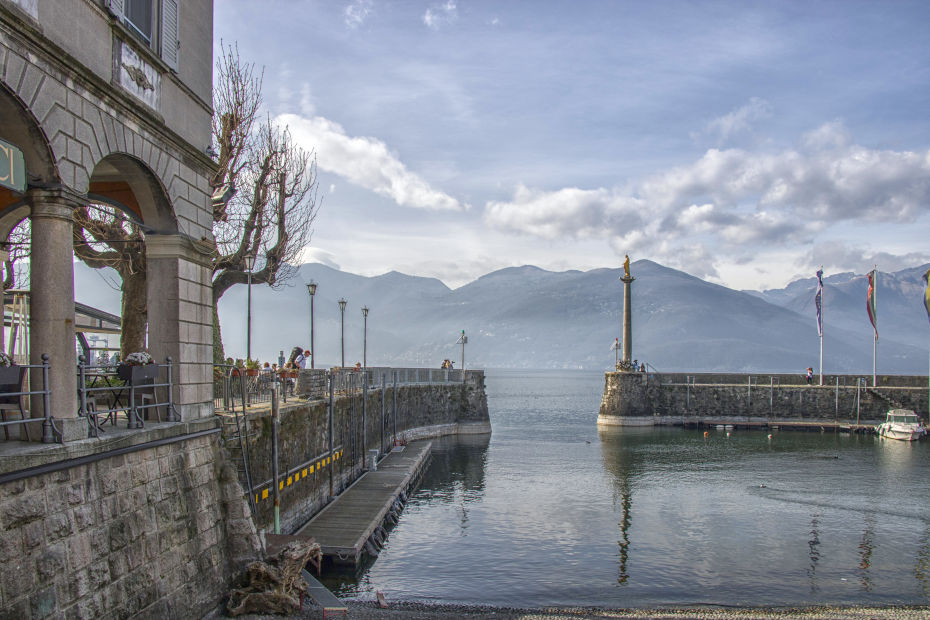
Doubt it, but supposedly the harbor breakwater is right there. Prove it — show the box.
[221,369,490,536]
[598,371,929,427]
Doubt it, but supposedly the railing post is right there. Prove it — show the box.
[272,377,280,534]
[381,373,386,454]
[392,370,398,446]
[361,370,368,463]
[835,377,839,421]
[328,370,335,498]
[166,357,179,421]
[41,354,56,443]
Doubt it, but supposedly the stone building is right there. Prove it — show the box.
[0,3,265,617]
[0,0,216,436]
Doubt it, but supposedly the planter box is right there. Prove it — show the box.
[0,366,22,387]
[117,364,159,382]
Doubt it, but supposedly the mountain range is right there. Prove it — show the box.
[74,259,930,373]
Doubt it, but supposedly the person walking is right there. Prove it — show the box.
[806,367,813,385]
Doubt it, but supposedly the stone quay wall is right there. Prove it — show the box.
[0,421,260,620]
[229,370,491,534]
[598,371,929,426]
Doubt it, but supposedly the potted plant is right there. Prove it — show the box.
[245,358,260,377]
[117,351,158,381]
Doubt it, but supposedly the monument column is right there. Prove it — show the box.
[621,274,634,366]
[620,255,634,367]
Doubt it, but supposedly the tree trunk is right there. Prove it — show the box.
[213,302,226,364]
[120,269,148,358]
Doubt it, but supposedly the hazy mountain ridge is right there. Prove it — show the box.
[74,260,929,373]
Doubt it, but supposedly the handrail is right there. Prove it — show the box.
[0,354,57,443]
[77,356,178,437]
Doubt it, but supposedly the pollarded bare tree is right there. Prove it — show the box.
[71,204,147,357]
[210,45,320,362]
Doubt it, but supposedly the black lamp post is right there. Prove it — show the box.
[362,306,369,368]
[338,298,347,367]
[307,281,317,368]
[244,252,256,361]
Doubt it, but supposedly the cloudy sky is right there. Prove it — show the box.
[214,0,930,291]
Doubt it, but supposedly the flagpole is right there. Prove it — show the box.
[819,266,823,386]
[873,266,878,387]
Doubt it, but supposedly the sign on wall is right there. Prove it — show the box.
[0,138,26,193]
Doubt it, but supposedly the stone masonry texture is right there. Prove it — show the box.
[0,433,260,619]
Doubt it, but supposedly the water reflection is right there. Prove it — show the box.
[808,512,821,591]
[857,514,875,591]
[597,427,651,586]
[917,523,930,596]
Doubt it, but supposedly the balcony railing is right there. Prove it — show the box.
[0,354,57,443]
[77,356,179,437]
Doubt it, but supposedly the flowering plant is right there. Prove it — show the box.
[123,351,154,366]
[0,352,14,367]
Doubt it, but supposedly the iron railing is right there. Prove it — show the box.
[213,366,296,413]
[0,354,57,443]
[77,356,179,437]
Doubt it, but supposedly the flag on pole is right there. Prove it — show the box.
[866,269,878,338]
[815,268,824,337]
[923,268,930,323]
[610,337,619,351]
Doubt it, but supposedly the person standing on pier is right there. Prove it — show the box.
[806,367,813,385]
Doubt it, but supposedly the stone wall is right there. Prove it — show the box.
[598,371,929,426]
[229,371,491,534]
[0,421,260,619]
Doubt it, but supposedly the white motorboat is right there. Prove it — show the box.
[876,409,926,441]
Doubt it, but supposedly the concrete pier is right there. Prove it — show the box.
[598,371,929,427]
[295,441,432,566]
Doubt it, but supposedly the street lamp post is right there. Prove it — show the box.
[338,298,347,367]
[244,252,256,361]
[307,281,317,369]
[362,306,369,368]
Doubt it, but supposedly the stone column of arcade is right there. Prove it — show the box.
[26,188,82,441]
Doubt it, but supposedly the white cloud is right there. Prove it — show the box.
[300,247,341,270]
[423,0,457,30]
[695,97,772,145]
[278,113,466,211]
[484,122,930,278]
[344,0,373,29]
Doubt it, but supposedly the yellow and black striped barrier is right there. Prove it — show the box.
[253,449,343,504]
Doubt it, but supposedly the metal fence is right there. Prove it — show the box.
[77,356,179,436]
[214,366,472,412]
[213,366,298,413]
[0,354,56,443]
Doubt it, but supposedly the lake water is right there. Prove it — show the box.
[325,369,930,608]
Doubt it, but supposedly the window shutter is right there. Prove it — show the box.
[104,0,124,19]
[160,0,179,71]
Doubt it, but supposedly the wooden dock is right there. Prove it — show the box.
[295,440,432,566]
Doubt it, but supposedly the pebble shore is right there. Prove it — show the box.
[236,600,930,619]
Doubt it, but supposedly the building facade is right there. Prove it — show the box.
[0,0,216,436]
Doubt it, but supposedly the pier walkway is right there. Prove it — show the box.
[295,440,432,566]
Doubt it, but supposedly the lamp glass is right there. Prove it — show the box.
[338,298,347,311]
[362,306,369,317]
[307,281,317,296]
[244,253,256,271]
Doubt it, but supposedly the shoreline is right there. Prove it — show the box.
[236,600,930,619]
